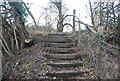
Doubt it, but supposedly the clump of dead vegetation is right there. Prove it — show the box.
[78,30,119,79]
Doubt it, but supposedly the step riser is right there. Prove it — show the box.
[45,48,76,54]
[46,36,68,38]
[47,33,67,36]
[44,38,72,43]
[43,33,88,78]
[45,43,75,48]
[47,63,83,68]
[46,73,80,78]
[45,50,75,54]
[44,54,82,60]
[45,57,81,60]
[46,71,89,78]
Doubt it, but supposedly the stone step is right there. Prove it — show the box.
[45,47,76,54]
[47,62,83,67]
[44,37,73,43]
[44,54,82,60]
[46,70,89,78]
[44,43,75,48]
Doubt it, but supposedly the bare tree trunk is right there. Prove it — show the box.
[23,3,38,29]
[99,0,102,26]
[89,0,95,30]
[111,2,116,24]
[38,12,44,26]
[58,3,63,32]
[105,2,109,30]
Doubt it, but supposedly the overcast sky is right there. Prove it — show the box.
[27,0,91,22]
[1,0,119,31]
[23,0,92,31]
[0,0,92,31]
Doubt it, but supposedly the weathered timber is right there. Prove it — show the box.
[44,54,82,60]
[44,43,75,48]
[47,33,67,36]
[45,47,76,54]
[47,62,83,67]
[44,37,72,43]
[46,70,89,78]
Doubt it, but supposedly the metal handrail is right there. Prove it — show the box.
[83,24,120,52]
[98,43,119,54]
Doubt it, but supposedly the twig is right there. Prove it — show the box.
[0,40,13,57]
[0,34,11,52]
[13,26,19,50]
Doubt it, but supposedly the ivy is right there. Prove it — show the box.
[9,2,28,19]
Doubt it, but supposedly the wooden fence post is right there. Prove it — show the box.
[73,9,76,31]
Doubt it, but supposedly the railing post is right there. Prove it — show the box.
[78,21,81,47]
[73,9,76,32]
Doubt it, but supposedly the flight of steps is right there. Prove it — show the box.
[43,32,89,79]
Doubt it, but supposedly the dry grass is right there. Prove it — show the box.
[28,30,44,35]
[78,31,119,79]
